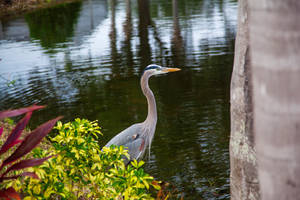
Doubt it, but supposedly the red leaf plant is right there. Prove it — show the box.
[0,105,62,199]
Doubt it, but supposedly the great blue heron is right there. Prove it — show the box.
[105,64,181,164]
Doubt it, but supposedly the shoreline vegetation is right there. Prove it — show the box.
[0,117,164,199]
[0,0,80,20]
[0,115,181,199]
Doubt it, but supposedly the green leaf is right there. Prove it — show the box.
[137,161,144,168]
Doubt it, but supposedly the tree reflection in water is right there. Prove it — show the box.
[0,0,237,198]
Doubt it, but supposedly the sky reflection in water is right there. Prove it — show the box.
[0,0,237,198]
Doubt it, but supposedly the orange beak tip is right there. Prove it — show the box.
[167,68,181,72]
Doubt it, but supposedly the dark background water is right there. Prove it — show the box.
[0,0,237,199]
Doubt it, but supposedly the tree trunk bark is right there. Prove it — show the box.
[249,0,300,199]
[230,0,260,199]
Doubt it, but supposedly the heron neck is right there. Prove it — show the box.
[141,73,157,126]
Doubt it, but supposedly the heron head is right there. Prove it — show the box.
[143,64,181,76]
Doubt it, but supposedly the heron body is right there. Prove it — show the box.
[105,64,180,164]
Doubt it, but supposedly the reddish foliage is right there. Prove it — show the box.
[0,105,61,198]
[155,181,184,200]
[0,112,32,155]
[0,187,21,200]
[1,155,53,178]
[0,127,3,137]
[0,172,39,182]
[0,105,45,119]
[1,117,62,169]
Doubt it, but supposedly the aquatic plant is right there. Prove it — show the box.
[0,105,61,199]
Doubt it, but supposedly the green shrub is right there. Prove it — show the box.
[18,118,160,199]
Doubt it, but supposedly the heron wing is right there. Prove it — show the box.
[124,137,145,161]
[105,123,147,162]
[105,123,143,147]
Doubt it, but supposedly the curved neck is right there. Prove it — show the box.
[140,73,157,125]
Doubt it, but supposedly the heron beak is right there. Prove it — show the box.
[162,68,181,73]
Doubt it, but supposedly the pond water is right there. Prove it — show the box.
[0,0,237,199]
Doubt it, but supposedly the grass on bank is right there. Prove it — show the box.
[0,0,80,19]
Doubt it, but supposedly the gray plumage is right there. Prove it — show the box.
[105,64,181,164]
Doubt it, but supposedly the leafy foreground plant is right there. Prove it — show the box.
[0,105,61,199]
[19,118,161,199]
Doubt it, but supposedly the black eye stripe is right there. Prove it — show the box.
[145,66,158,71]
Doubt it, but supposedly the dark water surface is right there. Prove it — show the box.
[0,0,237,198]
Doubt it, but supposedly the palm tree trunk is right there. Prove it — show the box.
[230,0,260,199]
[249,0,300,199]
